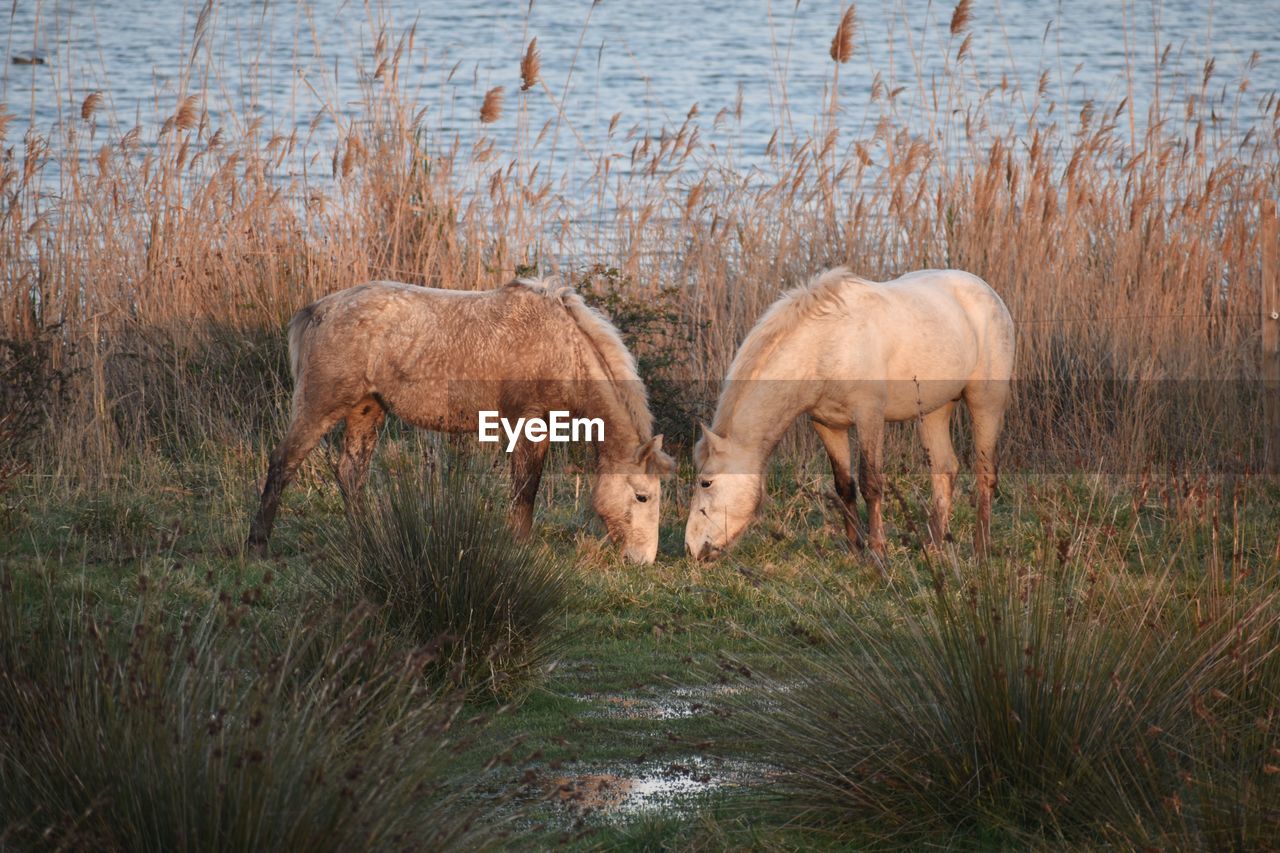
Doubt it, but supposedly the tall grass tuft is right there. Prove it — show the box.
[733,557,1280,846]
[0,569,515,850]
[323,450,571,699]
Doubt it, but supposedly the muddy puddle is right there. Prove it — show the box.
[490,680,791,827]
[576,679,795,722]
[539,755,759,817]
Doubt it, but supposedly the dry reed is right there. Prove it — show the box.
[949,0,973,36]
[79,92,103,122]
[480,86,505,123]
[829,6,858,63]
[521,38,541,92]
[0,2,1273,481]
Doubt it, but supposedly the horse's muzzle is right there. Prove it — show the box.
[686,540,722,562]
[623,545,657,564]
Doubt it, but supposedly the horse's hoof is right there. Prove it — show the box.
[247,539,269,559]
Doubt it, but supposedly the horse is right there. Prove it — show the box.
[684,267,1015,565]
[247,277,675,563]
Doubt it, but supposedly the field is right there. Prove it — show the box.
[3,1,1280,849]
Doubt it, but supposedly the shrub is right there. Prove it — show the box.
[578,264,708,451]
[0,569,515,851]
[323,450,571,699]
[732,560,1280,847]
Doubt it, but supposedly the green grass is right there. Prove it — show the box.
[2,435,1278,849]
[0,570,515,850]
[319,451,572,698]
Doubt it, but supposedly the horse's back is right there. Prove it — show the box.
[874,269,1014,380]
[293,280,562,361]
[299,281,490,329]
[813,269,1012,420]
[286,281,574,429]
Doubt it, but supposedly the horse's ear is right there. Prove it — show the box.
[699,422,727,456]
[634,435,676,477]
[650,435,676,477]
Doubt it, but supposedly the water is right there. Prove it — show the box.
[3,0,1277,194]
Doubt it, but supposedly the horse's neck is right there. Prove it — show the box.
[574,363,643,464]
[713,339,822,465]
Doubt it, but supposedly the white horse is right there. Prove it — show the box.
[685,267,1015,564]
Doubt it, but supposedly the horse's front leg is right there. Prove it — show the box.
[854,415,887,559]
[812,420,864,550]
[509,435,549,540]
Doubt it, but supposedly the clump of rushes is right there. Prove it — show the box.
[732,556,1280,847]
[0,569,516,851]
[324,450,570,699]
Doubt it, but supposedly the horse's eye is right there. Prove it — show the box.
[700,479,712,489]
[636,494,649,503]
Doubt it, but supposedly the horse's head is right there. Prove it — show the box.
[685,423,763,561]
[594,435,675,563]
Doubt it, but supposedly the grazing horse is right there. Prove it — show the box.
[248,277,675,563]
[685,267,1014,564]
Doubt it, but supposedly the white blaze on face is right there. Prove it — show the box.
[684,425,763,560]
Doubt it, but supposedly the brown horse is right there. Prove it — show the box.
[247,277,674,562]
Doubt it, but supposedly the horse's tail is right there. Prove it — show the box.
[286,303,317,417]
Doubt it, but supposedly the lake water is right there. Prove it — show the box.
[3,0,1277,193]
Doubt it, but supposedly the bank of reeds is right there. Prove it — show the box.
[1,2,1274,478]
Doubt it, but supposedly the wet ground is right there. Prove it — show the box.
[483,677,794,831]
[538,754,758,818]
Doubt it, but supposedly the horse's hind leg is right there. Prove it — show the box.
[509,436,549,540]
[812,420,863,550]
[247,408,343,557]
[337,396,386,506]
[917,402,959,549]
[965,382,1010,559]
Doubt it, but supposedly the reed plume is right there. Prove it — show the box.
[830,6,858,63]
[174,94,201,131]
[480,86,505,123]
[80,92,104,122]
[950,0,973,36]
[520,38,540,92]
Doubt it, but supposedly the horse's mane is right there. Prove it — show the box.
[715,266,862,427]
[510,277,655,441]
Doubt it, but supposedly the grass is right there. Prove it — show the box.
[729,557,1280,847]
[320,448,572,698]
[0,566,520,850]
[2,0,1279,847]
[5,442,1278,847]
